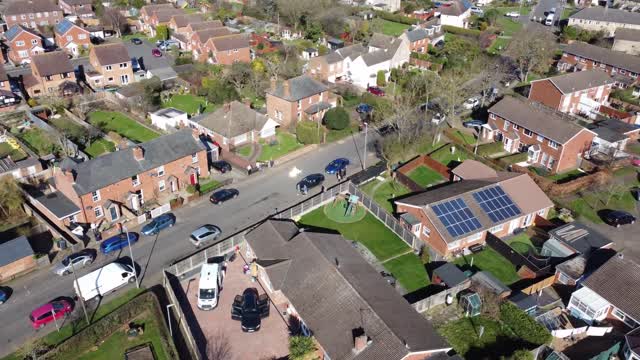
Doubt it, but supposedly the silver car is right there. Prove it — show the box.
[190,225,222,247]
[52,251,95,276]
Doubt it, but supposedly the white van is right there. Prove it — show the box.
[545,13,555,26]
[74,262,136,301]
[197,259,224,310]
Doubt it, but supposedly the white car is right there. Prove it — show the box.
[470,6,484,15]
[463,97,480,110]
[505,11,520,18]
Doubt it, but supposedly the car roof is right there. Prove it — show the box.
[31,303,54,317]
[193,225,218,236]
[199,263,220,289]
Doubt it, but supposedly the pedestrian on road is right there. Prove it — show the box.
[336,172,341,181]
[321,185,325,193]
[302,184,308,195]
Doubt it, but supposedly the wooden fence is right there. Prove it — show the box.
[411,281,471,313]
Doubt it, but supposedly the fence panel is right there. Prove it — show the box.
[150,203,171,218]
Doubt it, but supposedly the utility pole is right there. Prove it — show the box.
[363,122,368,170]
[123,226,140,289]
[70,259,90,325]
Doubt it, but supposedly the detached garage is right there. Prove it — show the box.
[0,236,36,282]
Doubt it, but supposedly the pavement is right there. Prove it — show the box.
[0,130,377,357]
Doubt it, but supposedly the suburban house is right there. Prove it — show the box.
[568,254,640,329]
[4,25,44,65]
[244,219,452,360]
[146,8,184,37]
[266,75,334,127]
[58,0,94,18]
[50,129,209,227]
[568,7,640,36]
[438,0,471,29]
[528,70,614,118]
[399,22,445,53]
[613,28,640,56]
[308,43,367,83]
[201,34,251,65]
[541,222,613,258]
[0,236,36,282]
[189,27,232,56]
[364,0,401,11]
[558,42,640,82]
[87,42,134,88]
[395,160,553,257]
[23,51,80,97]
[587,118,640,158]
[484,96,596,174]
[409,9,436,21]
[624,328,640,360]
[54,19,91,57]
[184,20,224,37]
[3,0,63,29]
[168,13,204,34]
[139,3,178,34]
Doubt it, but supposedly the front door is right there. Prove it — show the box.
[171,180,177,192]
[503,138,513,152]
[189,173,197,185]
[121,74,129,85]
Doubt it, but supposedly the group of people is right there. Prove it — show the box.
[336,168,347,181]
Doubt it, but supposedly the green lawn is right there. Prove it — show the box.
[569,182,639,224]
[16,128,59,156]
[547,169,586,183]
[438,316,510,357]
[162,94,217,114]
[198,178,222,194]
[0,142,28,161]
[494,6,532,16]
[611,87,640,107]
[561,7,576,20]
[455,247,520,285]
[84,138,116,158]
[407,165,444,188]
[257,131,303,162]
[235,144,253,157]
[430,144,470,168]
[487,37,510,55]
[496,16,523,36]
[88,111,160,143]
[373,18,411,36]
[326,123,359,143]
[450,130,476,146]
[50,117,87,142]
[506,233,538,255]
[360,178,411,213]
[383,253,429,292]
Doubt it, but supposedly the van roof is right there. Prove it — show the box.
[199,263,219,289]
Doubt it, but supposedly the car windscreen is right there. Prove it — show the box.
[200,288,217,299]
[62,257,70,266]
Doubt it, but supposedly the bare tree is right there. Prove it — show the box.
[506,27,556,82]
[276,0,309,30]
[437,70,467,128]
[102,8,127,38]
[206,331,233,360]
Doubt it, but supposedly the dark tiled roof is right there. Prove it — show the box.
[171,13,204,28]
[5,25,40,42]
[509,291,538,311]
[191,101,268,138]
[616,28,640,42]
[267,75,329,102]
[91,43,131,66]
[31,51,74,76]
[188,20,224,32]
[570,7,640,26]
[245,220,450,360]
[0,236,33,267]
[489,96,591,144]
[587,118,639,142]
[192,27,231,42]
[63,129,204,195]
[548,222,612,255]
[5,0,61,16]
[433,263,467,287]
[563,42,640,74]
[540,70,614,94]
[60,0,92,5]
[583,254,640,322]
[155,8,184,23]
[33,191,80,219]
[209,34,249,51]
[304,101,332,114]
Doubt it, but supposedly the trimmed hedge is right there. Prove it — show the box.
[443,25,481,37]
[296,121,323,144]
[500,302,552,346]
[477,141,504,156]
[323,107,350,130]
[374,10,417,25]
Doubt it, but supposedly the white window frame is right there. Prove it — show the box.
[66,35,72,41]
[158,180,166,192]
[16,40,25,46]
[422,226,430,237]
[109,205,119,221]
[503,120,510,131]
[92,190,100,202]
[536,134,544,142]
[523,128,533,137]
[132,174,140,186]
[120,62,128,68]
[466,232,483,242]
[105,65,112,71]
[31,39,38,45]
[548,140,559,149]
[157,166,165,177]
[192,153,198,163]
[489,224,504,233]
[94,206,104,218]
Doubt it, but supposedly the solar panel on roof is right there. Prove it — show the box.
[56,20,74,34]
[472,186,521,223]
[433,198,482,238]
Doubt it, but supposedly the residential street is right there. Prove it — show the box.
[0,131,377,357]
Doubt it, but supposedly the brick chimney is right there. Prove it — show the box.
[353,328,369,353]
[133,146,144,161]
[283,80,290,98]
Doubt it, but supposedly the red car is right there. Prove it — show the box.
[367,86,385,96]
[152,48,162,57]
[30,300,73,329]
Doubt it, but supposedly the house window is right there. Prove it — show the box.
[537,209,546,216]
[523,129,533,137]
[132,174,140,186]
[21,15,26,20]
[16,40,25,46]
[92,190,100,202]
[620,69,627,75]
[422,226,430,237]
[105,65,112,71]
[466,232,483,242]
[78,34,86,40]
[503,121,510,130]
[109,206,118,221]
[489,224,504,233]
[44,12,49,17]
[297,100,301,110]
[157,166,165,177]
[29,14,34,19]
[192,153,198,163]
[66,35,72,41]
[548,140,559,149]
[489,113,496,120]
[119,63,128,68]
[108,77,114,82]
[158,180,166,191]
[512,123,520,130]
[234,48,238,53]
[53,11,58,16]
[31,39,38,45]
[536,134,544,142]
[18,50,28,58]
[94,206,104,218]
[613,308,627,321]
[11,16,16,20]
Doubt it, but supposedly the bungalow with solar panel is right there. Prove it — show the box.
[395,160,553,257]
[54,19,90,57]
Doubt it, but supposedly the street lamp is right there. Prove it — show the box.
[472,124,482,155]
[69,255,90,325]
[122,226,139,289]
[363,122,368,170]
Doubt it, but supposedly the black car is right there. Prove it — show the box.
[296,174,325,193]
[211,160,232,173]
[131,38,143,45]
[210,188,239,204]
[231,288,269,332]
[603,210,636,227]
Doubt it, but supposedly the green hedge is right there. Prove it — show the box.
[443,25,481,37]
[477,141,504,156]
[323,107,350,130]
[296,121,323,144]
[198,179,222,194]
[498,152,528,165]
[374,10,417,25]
[500,303,552,346]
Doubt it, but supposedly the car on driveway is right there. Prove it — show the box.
[100,232,139,255]
[52,251,95,276]
[211,160,232,173]
[463,119,485,128]
[190,225,222,247]
[325,158,350,174]
[463,97,480,110]
[356,103,373,113]
[131,38,143,45]
[30,300,73,329]
[141,213,176,236]
[210,188,239,204]
[296,174,325,193]
[603,210,636,227]
[152,48,162,57]
[367,86,385,96]
[231,288,269,332]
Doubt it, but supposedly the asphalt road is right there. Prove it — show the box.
[0,130,377,357]
[529,0,564,28]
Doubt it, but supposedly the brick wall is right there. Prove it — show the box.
[0,255,36,283]
[529,79,563,110]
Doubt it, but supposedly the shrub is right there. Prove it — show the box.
[289,336,315,360]
[442,25,481,37]
[27,98,38,107]
[296,121,323,144]
[510,349,534,360]
[186,184,197,194]
[376,70,387,87]
[323,107,350,130]
[374,10,417,25]
[477,141,504,156]
[500,302,551,346]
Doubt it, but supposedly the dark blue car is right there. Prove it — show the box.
[325,158,350,174]
[100,233,139,255]
[141,213,176,236]
[356,103,373,113]
[0,288,8,304]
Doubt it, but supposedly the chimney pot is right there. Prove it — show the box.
[353,331,369,353]
[133,146,144,161]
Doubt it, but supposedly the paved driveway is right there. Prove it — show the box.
[590,214,640,263]
[120,38,175,72]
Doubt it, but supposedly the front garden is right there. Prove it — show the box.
[88,111,160,144]
[258,131,303,162]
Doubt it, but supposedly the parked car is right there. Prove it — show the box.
[231,288,269,332]
[52,251,95,276]
[190,225,222,247]
[463,97,480,110]
[505,11,520,18]
[549,7,556,14]
[210,188,239,204]
[30,300,73,329]
[603,210,636,227]
[463,119,485,128]
[470,6,483,14]
[0,288,9,305]
[367,86,385,96]
[152,48,162,57]
[356,103,373,113]
[131,38,143,45]
[296,174,325,193]
[325,158,350,174]
[376,123,398,137]
[211,160,232,173]
[141,213,176,236]
[131,57,140,71]
[100,232,139,255]
[74,262,136,301]
[159,40,178,50]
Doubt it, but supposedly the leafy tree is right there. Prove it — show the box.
[289,336,315,360]
[202,78,239,104]
[483,8,500,26]
[130,0,145,9]
[500,302,552,346]
[506,27,555,82]
[142,76,162,107]
[304,21,323,41]
[277,0,309,30]
[101,8,127,37]
[403,2,416,14]
[323,107,350,130]
[510,349,534,360]
[376,70,386,87]
[155,24,169,41]
[0,177,24,221]
[296,121,323,144]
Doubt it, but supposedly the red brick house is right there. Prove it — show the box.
[5,25,44,64]
[399,20,444,53]
[529,70,614,117]
[189,27,232,57]
[23,51,80,97]
[3,0,63,29]
[483,96,596,174]
[558,42,640,82]
[139,3,177,34]
[50,129,209,227]
[58,0,94,18]
[202,34,251,65]
[146,8,184,37]
[88,43,134,88]
[266,75,335,127]
[168,13,204,34]
[184,20,224,37]
[54,19,91,57]
[395,160,553,257]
